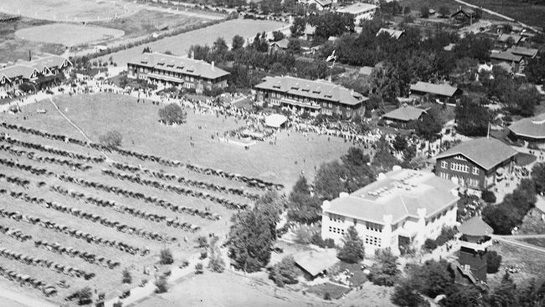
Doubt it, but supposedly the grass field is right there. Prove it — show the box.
[488,241,545,287]
[0,92,356,304]
[15,23,125,46]
[0,17,65,63]
[99,19,287,66]
[465,0,545,27]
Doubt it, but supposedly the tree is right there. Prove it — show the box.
[443,284,484,307]
[314,160,349,200]
[416,108,442,143]
[269,256,300,287]
[294,225,314,244]
[155,275,168,293]
[489,272,518,306]
[392,134,408,152]
[122,268,132,284]
[369,248,400,286]
[212,37,229,61]
[337,226,364,263]
[272,31,285,41]
[505,84,541,117]
[231,35,245,50]
[99,130,122,148]
[455,97,490,137]
[391,278,425,306]
[481,190,496,203]
[158,103,187,125]
[420,6,430,18]
[372,136,400,172]
[290,17,306,37]
[286,39,301,54]
[227,194,280,272]
[287,176,321,224]
[486,250,502,273]
[159,248,174,265]
[531,163,545,194]
[438,6,450,17]
[142,46,152,53]
[525,51,545,85]
[74,287,93,305]
[409,259,454,298]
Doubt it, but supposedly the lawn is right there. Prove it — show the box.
[488,241,545,286]
[520,238,545,248]
[464,0,545,27]
[15,23,125,46]
[99,19,288,66]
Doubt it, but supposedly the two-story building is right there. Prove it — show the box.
[321,168,459,255]
[127,52,230,94]
[434,138,518,191]
[0,55,72,93]
[254,76,367,118]
[336,3,377,25]
[409,81,461,103]
[381,105,426,129]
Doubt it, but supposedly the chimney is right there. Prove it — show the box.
[328,75,332,82]
[28,50,31,61]
[211,61,215,70]
[190,50,194,59]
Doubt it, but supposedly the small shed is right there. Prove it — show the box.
[293,249,338,279]
[264,114,287,128]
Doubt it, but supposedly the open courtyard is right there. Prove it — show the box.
[0,92,355,305]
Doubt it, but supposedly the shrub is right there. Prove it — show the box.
[195,263,204,274]
[487,250,502,273]
[324,238,336,248]
[294,225,314,244]
[122,268,132,284]
[269,256,299,287]
[159,248,174,265]
[435,227,457,246]
[324,292,331,300]
[311,232,325,247]
[337,226,364,263]
[482,190,497,203]
[74,287,93,305]
[99,130,122,148]
[424,238,437,251]
[154,276,168,293]
[200,250,208,259]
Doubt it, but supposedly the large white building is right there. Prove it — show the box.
[321,168,459,255]
[336,2,377,25]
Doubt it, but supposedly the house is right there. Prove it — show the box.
[306,0,333,11]
[434,138,518,190]
[127,52,230,94]
[359,66,374,76]
[293,249,338,279]
[381,105,426,128]
[376,28,405,40]
[455,216,493,283]
[321,168,459,255]
[336,3,377,25]
[508,113,545,144]
[450,7,478,24]
[303,25,316,41]
[254,75,368,118]
[0,55,71,93]
[270,38,290,52]
[506,46,539,59]
[409,81,461,102]
[264,113,287,128]
[489,51,523,64]
[497,33,522,45]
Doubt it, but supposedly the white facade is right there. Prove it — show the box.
[336,3,377,25]
[321,169,459,256]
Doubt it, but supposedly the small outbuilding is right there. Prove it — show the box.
[264,114,288,129]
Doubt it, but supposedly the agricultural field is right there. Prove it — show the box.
[0,92,354,304]
[99,19,288,66]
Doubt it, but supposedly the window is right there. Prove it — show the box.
[441,161,448,168]
[450,162,469,173]
[469,178,480,187]
[472,167,479,175]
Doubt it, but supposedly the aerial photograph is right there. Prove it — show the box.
[0,0,544,306]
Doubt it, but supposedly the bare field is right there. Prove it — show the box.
[100,19,288,66]
[15,23,125,47]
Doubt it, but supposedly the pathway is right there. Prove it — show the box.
[492,235,545,254]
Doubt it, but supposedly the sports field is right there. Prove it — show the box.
[15,24,125,46]
[0,92,353,304]
[100,19,288,66]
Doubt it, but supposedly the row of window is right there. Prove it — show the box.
[329,226,345,235]
[366,222,383,232]
[365,235,381,246]
[440,161,479,175]
[266,91,337,109]
[329,214,344,223]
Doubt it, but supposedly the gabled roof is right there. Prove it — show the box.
[0,55,71,81]
[359,66,373,76]
[508,113,545,139]
[336,2,377,14]
[450,8,477,18]
[312,0,332,7]
[435,138,518,171]
[498,33,522,44]
[323,169,459,225]
[293,249,338,277]
[382,105,426,122]
[304,25,316,35]
[271,38,289,49]
[410,81,459,97]
[458,216,493,236]
[377,28,405,39]
[254,76,367,106]
[128,52,229,80]
[0,65,37,79]
[506,46,539,58]
[490,51,523,63]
